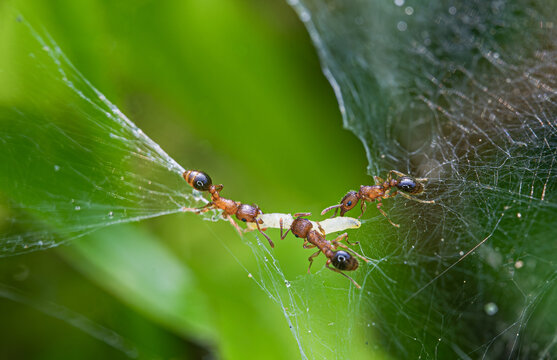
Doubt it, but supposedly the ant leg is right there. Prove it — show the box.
[279,218,291,240]
[294,212,312,217]
[325,261,361,289]
[254,220,274,248]
[373,176,384,185]
[390,170,429,183]
[317,222,326,236]
[333,232,359,246]
[332,232,348,245]
[225,215,245,236]
[182,202,214,213]
[333,242,370,263]
[381,189,396,200]
[303,240,316,249]
[376,202,400,228]
[307,250,321,273]
[399,192,435,204]
[358,201,367,219]
[321,204,341,217]
[388,170,406,178]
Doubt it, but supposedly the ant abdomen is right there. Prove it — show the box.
[331,250,359,271]
[396,176,423,194]
[183,170,213,191]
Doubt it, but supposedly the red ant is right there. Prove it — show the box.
[280,212,369,288]
[182,170,274,247]
[321,170,434,228]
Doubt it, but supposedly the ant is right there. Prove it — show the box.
[321,170,434,228]
[182,170,274,248]
[280,212,369,288]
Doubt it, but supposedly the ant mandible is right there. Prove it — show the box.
[280,212,369,288]
[182,170,274,248]
[321,170,434,228]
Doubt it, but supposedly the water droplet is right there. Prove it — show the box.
[514,260,524,269]
[397,21,408,31]
[247,273,253,278]
[448,6,457,15]
[394,0,404,6]
[108,211,114,218]
[74,206,81,211]
[54,165,60,172]
[517,212,522,218]
[484,302,499,316]
[459,251,464,256]
[405,6,414,15]
[285,280,291,288]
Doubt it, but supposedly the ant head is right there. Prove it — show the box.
[396,176,423,194]
[236,204,259,222]
[290,217,313,238]
[331,251,359,271]
[339,191,359,216]
[184,170,213,191]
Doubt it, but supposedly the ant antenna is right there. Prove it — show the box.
[326,263,362,289]
[320,204,341,217]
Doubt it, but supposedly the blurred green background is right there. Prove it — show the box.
[0,0,369,359]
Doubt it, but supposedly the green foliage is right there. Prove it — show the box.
[0,0,368,359]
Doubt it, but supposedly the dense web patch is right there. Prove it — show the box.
[0,17,210,255]
[288,0,557,358]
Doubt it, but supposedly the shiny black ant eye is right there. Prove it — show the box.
[241,218,247,222]
[347,201,352,206]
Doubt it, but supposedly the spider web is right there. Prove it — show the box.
[1,2,557,359]
[0,15,211,256]
[287,0,557,358]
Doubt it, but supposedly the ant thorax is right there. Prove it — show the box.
[246,213,361,234]
[360,185,384,200]
[214,197,239,215]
